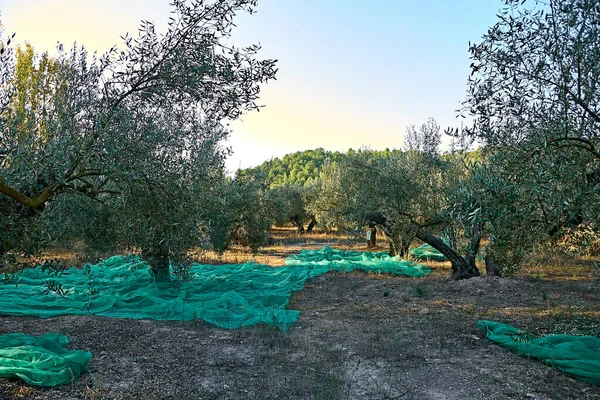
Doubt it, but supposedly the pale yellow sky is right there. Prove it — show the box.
[0,0,500,172]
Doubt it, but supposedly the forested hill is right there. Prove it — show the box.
[238,147,481,187]
[237,148,335,186]
[238,148,405,186]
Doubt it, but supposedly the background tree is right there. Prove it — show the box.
[308,143,484,279]
[404,117,441,155]
[203,173,273,255]
[269,185,309,232]
[240,148,344,187]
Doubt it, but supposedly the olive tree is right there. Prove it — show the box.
[454,0,600,268]
[311,146,484,279]
[204,172,274,255]
[461,0,600,155]
[0,0,277,280]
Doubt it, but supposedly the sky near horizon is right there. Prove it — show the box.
[0,0,503,172]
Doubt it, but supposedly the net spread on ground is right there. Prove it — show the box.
[409,243,447,261]
[285,246,431,277]
[0,248,428,386]
[0,247,429,332]
[0,332,92,387]
[478,320,600,385]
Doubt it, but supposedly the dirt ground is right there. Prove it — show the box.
[1,236,599,399]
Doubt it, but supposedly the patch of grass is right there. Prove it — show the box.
[383,289,390,297]
[85,381,103,399]
[11,385,35,398]
[412,285,427,297]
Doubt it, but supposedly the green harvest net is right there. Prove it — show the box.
[0,249,428,332]
[0,332,92,386]
[409,243,446,261]
[477,320,600,385]
[285,246,431,277]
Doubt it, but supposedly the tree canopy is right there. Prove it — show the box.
[0,0,277,280]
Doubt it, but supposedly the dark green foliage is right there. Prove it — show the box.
[412,285,427,297]
[240,148,343,187]
[0,1,278,278]
[240,147,404,188]
[205,174,273,254]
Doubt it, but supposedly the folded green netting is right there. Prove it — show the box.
[0,332,92,386]
[477,320,600,385]
[0,251,427,331]
[285,246,431,277]
[409,243,447,261]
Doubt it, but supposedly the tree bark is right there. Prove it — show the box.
[369,226,377,248]
[415,228,480,280]
[306,218,317,233]
[0,178,53,210]
[143,242,171,282]
[445,225,458,251]
[485,255,502,277]
[388,236,410,257]
[290,216,304,233]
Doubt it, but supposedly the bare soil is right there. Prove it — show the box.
[1,241,599,399]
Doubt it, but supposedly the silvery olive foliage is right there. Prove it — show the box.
[0,0,277,280]
[461,0,600,152]
[455,0,600,272]
[404,117,441,155]
[308,123,484,279]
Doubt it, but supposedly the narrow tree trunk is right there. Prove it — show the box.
[485,255,502,277]
[415,228,480,280]
[369,226,377,248]
[144,242,171,282]
[290,216,305,233]
[306,218,317,233]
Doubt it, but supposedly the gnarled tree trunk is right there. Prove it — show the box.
[369,225,377,248]
[415,228,480,280]
[388,236,410,257]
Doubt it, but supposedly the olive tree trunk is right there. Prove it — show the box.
[368,225,377,248]
[143,242,171,282]
[306,218,317,233]
[415,228,481,280]
[485,255,502,277]
[290,216,304,233]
